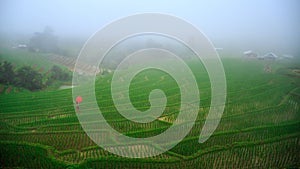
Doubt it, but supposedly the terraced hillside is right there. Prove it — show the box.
[0,57,299,168]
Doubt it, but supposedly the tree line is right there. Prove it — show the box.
[28,26,68,56]
[0,61,71,91]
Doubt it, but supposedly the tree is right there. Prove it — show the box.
[28,26,59,53]
[15,66,43,91]
[0,61,15,85]
[46,65,71,85]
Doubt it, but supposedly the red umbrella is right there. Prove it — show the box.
[76,96,82,104]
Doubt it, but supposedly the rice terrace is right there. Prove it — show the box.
[1,1,300,169]
[0,46,299,168]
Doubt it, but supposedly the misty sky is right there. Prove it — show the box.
[0,0,299,55]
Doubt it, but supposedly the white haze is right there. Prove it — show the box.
[0,0,299,56]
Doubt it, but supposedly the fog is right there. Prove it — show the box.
[0,0,299,56]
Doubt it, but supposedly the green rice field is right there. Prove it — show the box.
[0,50,299,168]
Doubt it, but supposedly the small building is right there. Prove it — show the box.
[243,50,258,58]
[17,44,27,49]
[282,54,294,59]
[263,52,278,60]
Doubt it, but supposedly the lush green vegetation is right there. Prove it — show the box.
[0,51,299,168]
[0,48,72,92]
[0,61,71,91]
